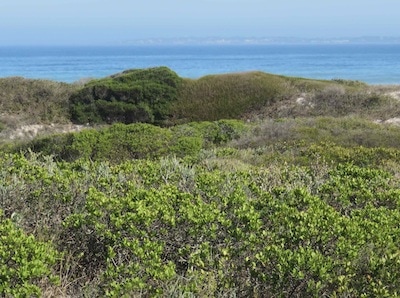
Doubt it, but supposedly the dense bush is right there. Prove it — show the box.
[171,119,248,146]
[69,67,183,124]
[16,120,247,163]
[0,210,59,297]
[2,152,400,296]
[2,138,400,296]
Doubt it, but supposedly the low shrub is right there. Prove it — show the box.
[16,120,248,163]
[2,151,400,296]
[27,123,173,162]
[182,119,248,146]
[0,210,59,296]
[232,117,400,150]
[59,160,400,297]
[310,87,386,116]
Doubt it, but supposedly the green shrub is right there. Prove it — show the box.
[185,119,248,146]
[19,123,173,162]
[16,120,249,163]
[0,210,59,296]
[2,150,400,295]
[57,160,400,297]
[318,163,397,213]
[170,136,204,159]
[69,67,183,124]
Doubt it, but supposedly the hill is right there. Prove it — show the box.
[68,67,399,125]
[1,67,400,137]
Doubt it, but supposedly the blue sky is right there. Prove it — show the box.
[1,0,400,45]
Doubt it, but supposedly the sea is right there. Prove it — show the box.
[0,44,400,85]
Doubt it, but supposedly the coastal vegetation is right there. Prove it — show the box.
[1,67,400,296]
[69,67,183,125]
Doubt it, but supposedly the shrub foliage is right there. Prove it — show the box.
[17,120,247,163]
[69,67,183,124]
[0,210,58,297]
[2,151,400,296]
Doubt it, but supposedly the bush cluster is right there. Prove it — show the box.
[69,67,183,125]
[0,209,58,297]
[2,151,400,296]
[16,120,247,163]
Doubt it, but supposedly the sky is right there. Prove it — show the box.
[1,0,400,45]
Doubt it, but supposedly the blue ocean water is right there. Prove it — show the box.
[0,44,399,84]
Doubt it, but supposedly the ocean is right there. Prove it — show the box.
[0,44,399,85]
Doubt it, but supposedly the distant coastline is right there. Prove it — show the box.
[2,36,400,47]
[114,36,400,46]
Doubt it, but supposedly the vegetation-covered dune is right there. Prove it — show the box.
[2,67,400,296]
[1,66,400,133]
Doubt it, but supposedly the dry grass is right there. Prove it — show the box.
[231,116,400,150]
[170,71,293,122]
[0,77,78,126]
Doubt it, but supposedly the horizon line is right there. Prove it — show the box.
[2,36,400,47]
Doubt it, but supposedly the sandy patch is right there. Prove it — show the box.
[0,123,87,141]
[375,117,400,126]
[386,91,400,100]
[295,94,314,108]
